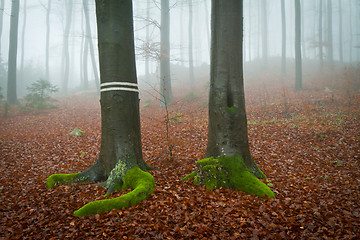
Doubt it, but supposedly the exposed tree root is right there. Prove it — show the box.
[182,155,275,198]
[73,167,155,217]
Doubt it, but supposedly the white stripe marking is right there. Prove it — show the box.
[100,87,139,93]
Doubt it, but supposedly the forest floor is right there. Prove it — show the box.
[0,77,359,239]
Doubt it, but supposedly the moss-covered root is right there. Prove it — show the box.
[182,156,275,198]
[73,167,155,217]
[46,173,80,189]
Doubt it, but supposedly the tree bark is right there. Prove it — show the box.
[206,0,265,178]
[338,0,343,63]
[7,0,20,104]
[78,0,151,188]
[83,0,100,92]
[19,0,26,97]
[295,0,302,91]
[0,0,4,65]
[319,0,324,69]
[61,0,73,94]
[45,0,51,82]
[188,0,194,84]
[281,0,286,75]
[261,0,268,67]
[327,0,333,68]
[160,0,172,106]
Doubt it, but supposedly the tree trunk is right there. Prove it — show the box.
[319,0,324,69]
[7,0,20,104]
[19,0,26,97]
[301,0,306,59]
[327,0,333,68]
[261,0,268,67]
[45,0,51,82]
[83,0,100,92]
[61,0,73,94]
[206,0,265,178]
[47,0,155,217]
[295,0,302,91]
[338,0,343,63]
[188,0,194,84]
[145,0,150,81]
[0,0,4,66]
[281,0,286,75]
[160,0,172,106]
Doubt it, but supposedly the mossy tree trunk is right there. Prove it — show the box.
[206,0,265,178]
[47,0,155,216]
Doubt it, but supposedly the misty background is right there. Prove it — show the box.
[0,0,359,98]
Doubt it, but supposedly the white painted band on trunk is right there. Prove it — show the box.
[100,82,138,87]
[100,87,139,93]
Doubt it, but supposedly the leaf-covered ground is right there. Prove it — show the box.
[0,81,359,239]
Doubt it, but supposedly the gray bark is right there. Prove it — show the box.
[295,0,302,91]
[261,0,268,67]
[79,0,150,188]
[281,0,286,75]
[7,0,20,104]
[206,0,264,178]
[327,0,333,68]
[61,0,73,94]
[45,0,51,81]
[19,0,26,97]
[83,0,100,92]
[188,0,194,84]
[319,0,324,68]
[160,0,172,106]
[338,0,343,63]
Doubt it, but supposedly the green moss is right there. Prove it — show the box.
[68,128,85,136]
[226,106,237,115]
[73,167,155,217]
[181,171,196,181]
[46,173,80,189]
[183,156,275,198]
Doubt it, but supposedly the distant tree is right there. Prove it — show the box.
[7,0,20,104]
[45,0,51,82]
[327,0,333,68]
[295,0,302,91]
[281,0,286,75]
[319,0,324,69]
[61,0,73,93]
[24,79,58,109]
[338,0,343,63]
[183,0,274,199]
[46,0,155,217]
[83,0,100,91]
[160,0,172,106]
[188,0,194,84]
[261,0,268,67]
[19,0,27,97]
[0,0,5,70]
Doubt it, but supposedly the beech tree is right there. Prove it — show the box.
[7,0,20,104]
[281,0,286,75]
[47,0,155,217]
[160,0,172,106]
[295,0,302,91]
[183,0,274,199]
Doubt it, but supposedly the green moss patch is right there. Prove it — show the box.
[46,173,80,189]
[182,155,275,198]
[73,167,155,217]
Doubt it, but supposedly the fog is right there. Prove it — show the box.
[0,0,359,98]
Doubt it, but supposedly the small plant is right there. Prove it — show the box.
[24,79,58,110]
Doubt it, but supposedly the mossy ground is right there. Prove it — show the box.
[182,155,275,198]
